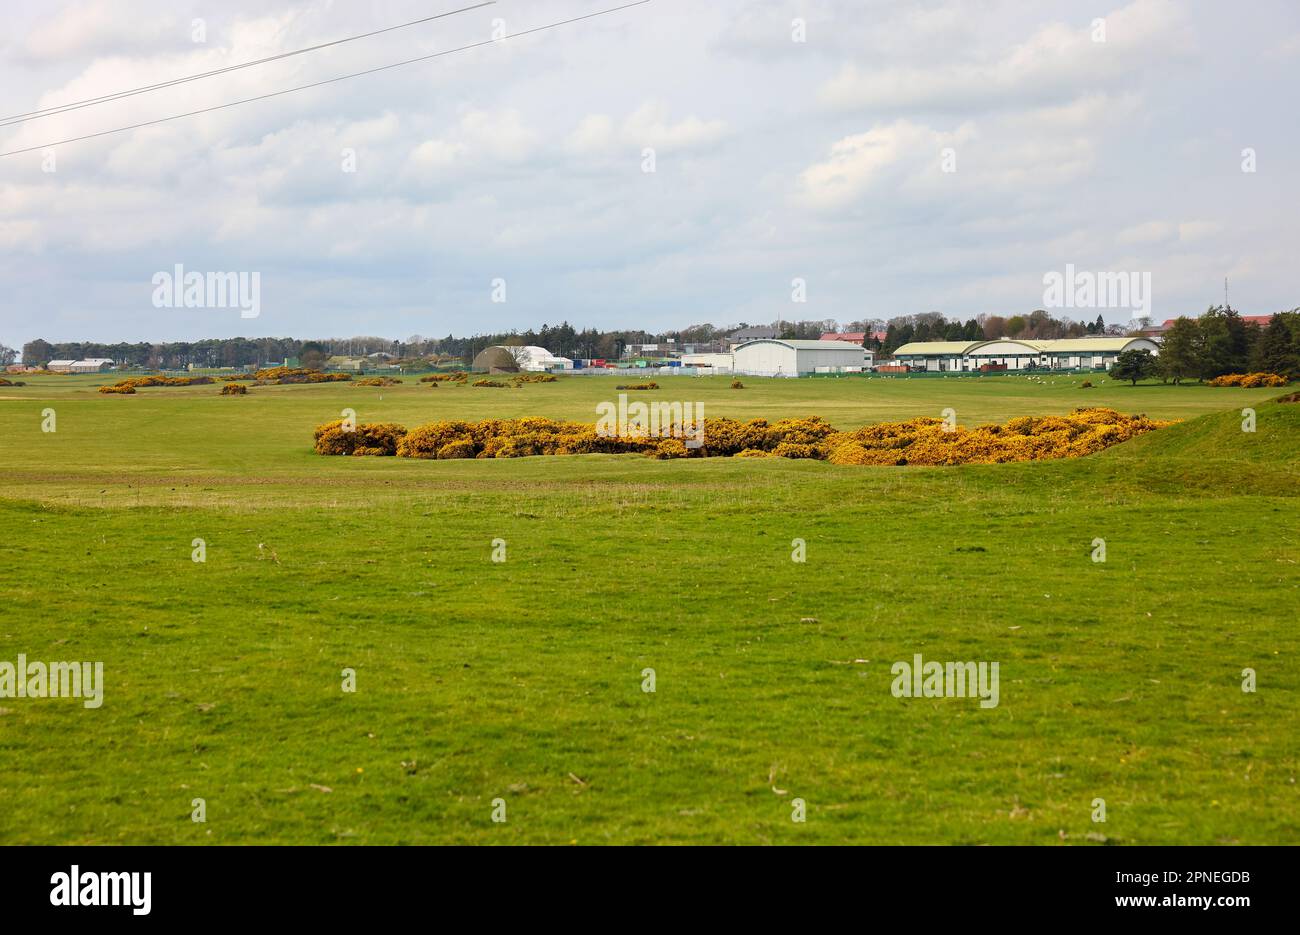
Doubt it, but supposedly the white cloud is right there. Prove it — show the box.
[567,102,727,156]
[819,0,1195,113]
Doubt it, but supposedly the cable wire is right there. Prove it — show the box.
[0,1,649,158]
[0,3,495,127]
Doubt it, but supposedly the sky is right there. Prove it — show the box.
[1,0,1298,348]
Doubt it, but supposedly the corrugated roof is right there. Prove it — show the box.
[897,337,1155,356]
[736,339,866,351]
[1031,338,1153,352]
[894,341,984,355]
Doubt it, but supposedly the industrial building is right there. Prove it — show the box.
[47,359,115,373]
[471,345,573,373]
[732,339,867,377]
[893,337,1158,372]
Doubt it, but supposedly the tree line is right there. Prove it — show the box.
[11,307,1296,372]
[1154,307,1300,382]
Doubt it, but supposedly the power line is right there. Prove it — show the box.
[0,2,649,158]
[0,3,495,127]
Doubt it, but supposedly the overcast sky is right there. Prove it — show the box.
[1,0,1297,347]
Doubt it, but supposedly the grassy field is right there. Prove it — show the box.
[1,372,1297,844]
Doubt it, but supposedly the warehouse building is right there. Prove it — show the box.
[471,345,573,373]
[47,358,115,373]
[733,339,866,377]
[680,352,735,372]
[894,337,1158,372]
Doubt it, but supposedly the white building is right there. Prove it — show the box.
[514,346,573,372]
[894,337,1158,372]
[680,352,734,372]
[732,339,866,377]
[48,359,115,373]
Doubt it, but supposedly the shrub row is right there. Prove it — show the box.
[0,377,26,386]
[615,382,659,390]
[419,371,467,383]
[473,379,509,387]
[354,377,402,386]
[99,375,213,393]
[511,373,558,384]
[1207,372,1289,388]
[825,408,1173,466]
[314,408,1170,465]
[253,367,351,385]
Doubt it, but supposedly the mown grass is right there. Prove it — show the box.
[0,374,1296,844]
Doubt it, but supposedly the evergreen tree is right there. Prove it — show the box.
[1251,314,1299,377]
[1156,318,1202,384]
[1110,348,1156,385]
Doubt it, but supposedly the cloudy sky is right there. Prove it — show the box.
[1,0,1297,347]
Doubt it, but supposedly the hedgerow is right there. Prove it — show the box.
[354,377,402,387]
[615,382,659,390]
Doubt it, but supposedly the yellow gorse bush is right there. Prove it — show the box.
[253,367,351,385]
[99,375,213,392]
[827,407,1173,466]
[510,373,558,384]
[314,408,1171,465]
[220,383,248,395]
[1208,373,1289,388]
[313,420,408,457]
[420,371,467,382]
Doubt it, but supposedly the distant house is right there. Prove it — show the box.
[326,356,367,372]
[820,331,867,344]
[1142,314,1277,339]
[47,360,77,372]
[727,326,778,347]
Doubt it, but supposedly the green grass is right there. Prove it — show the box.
[1,373,1296,844]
